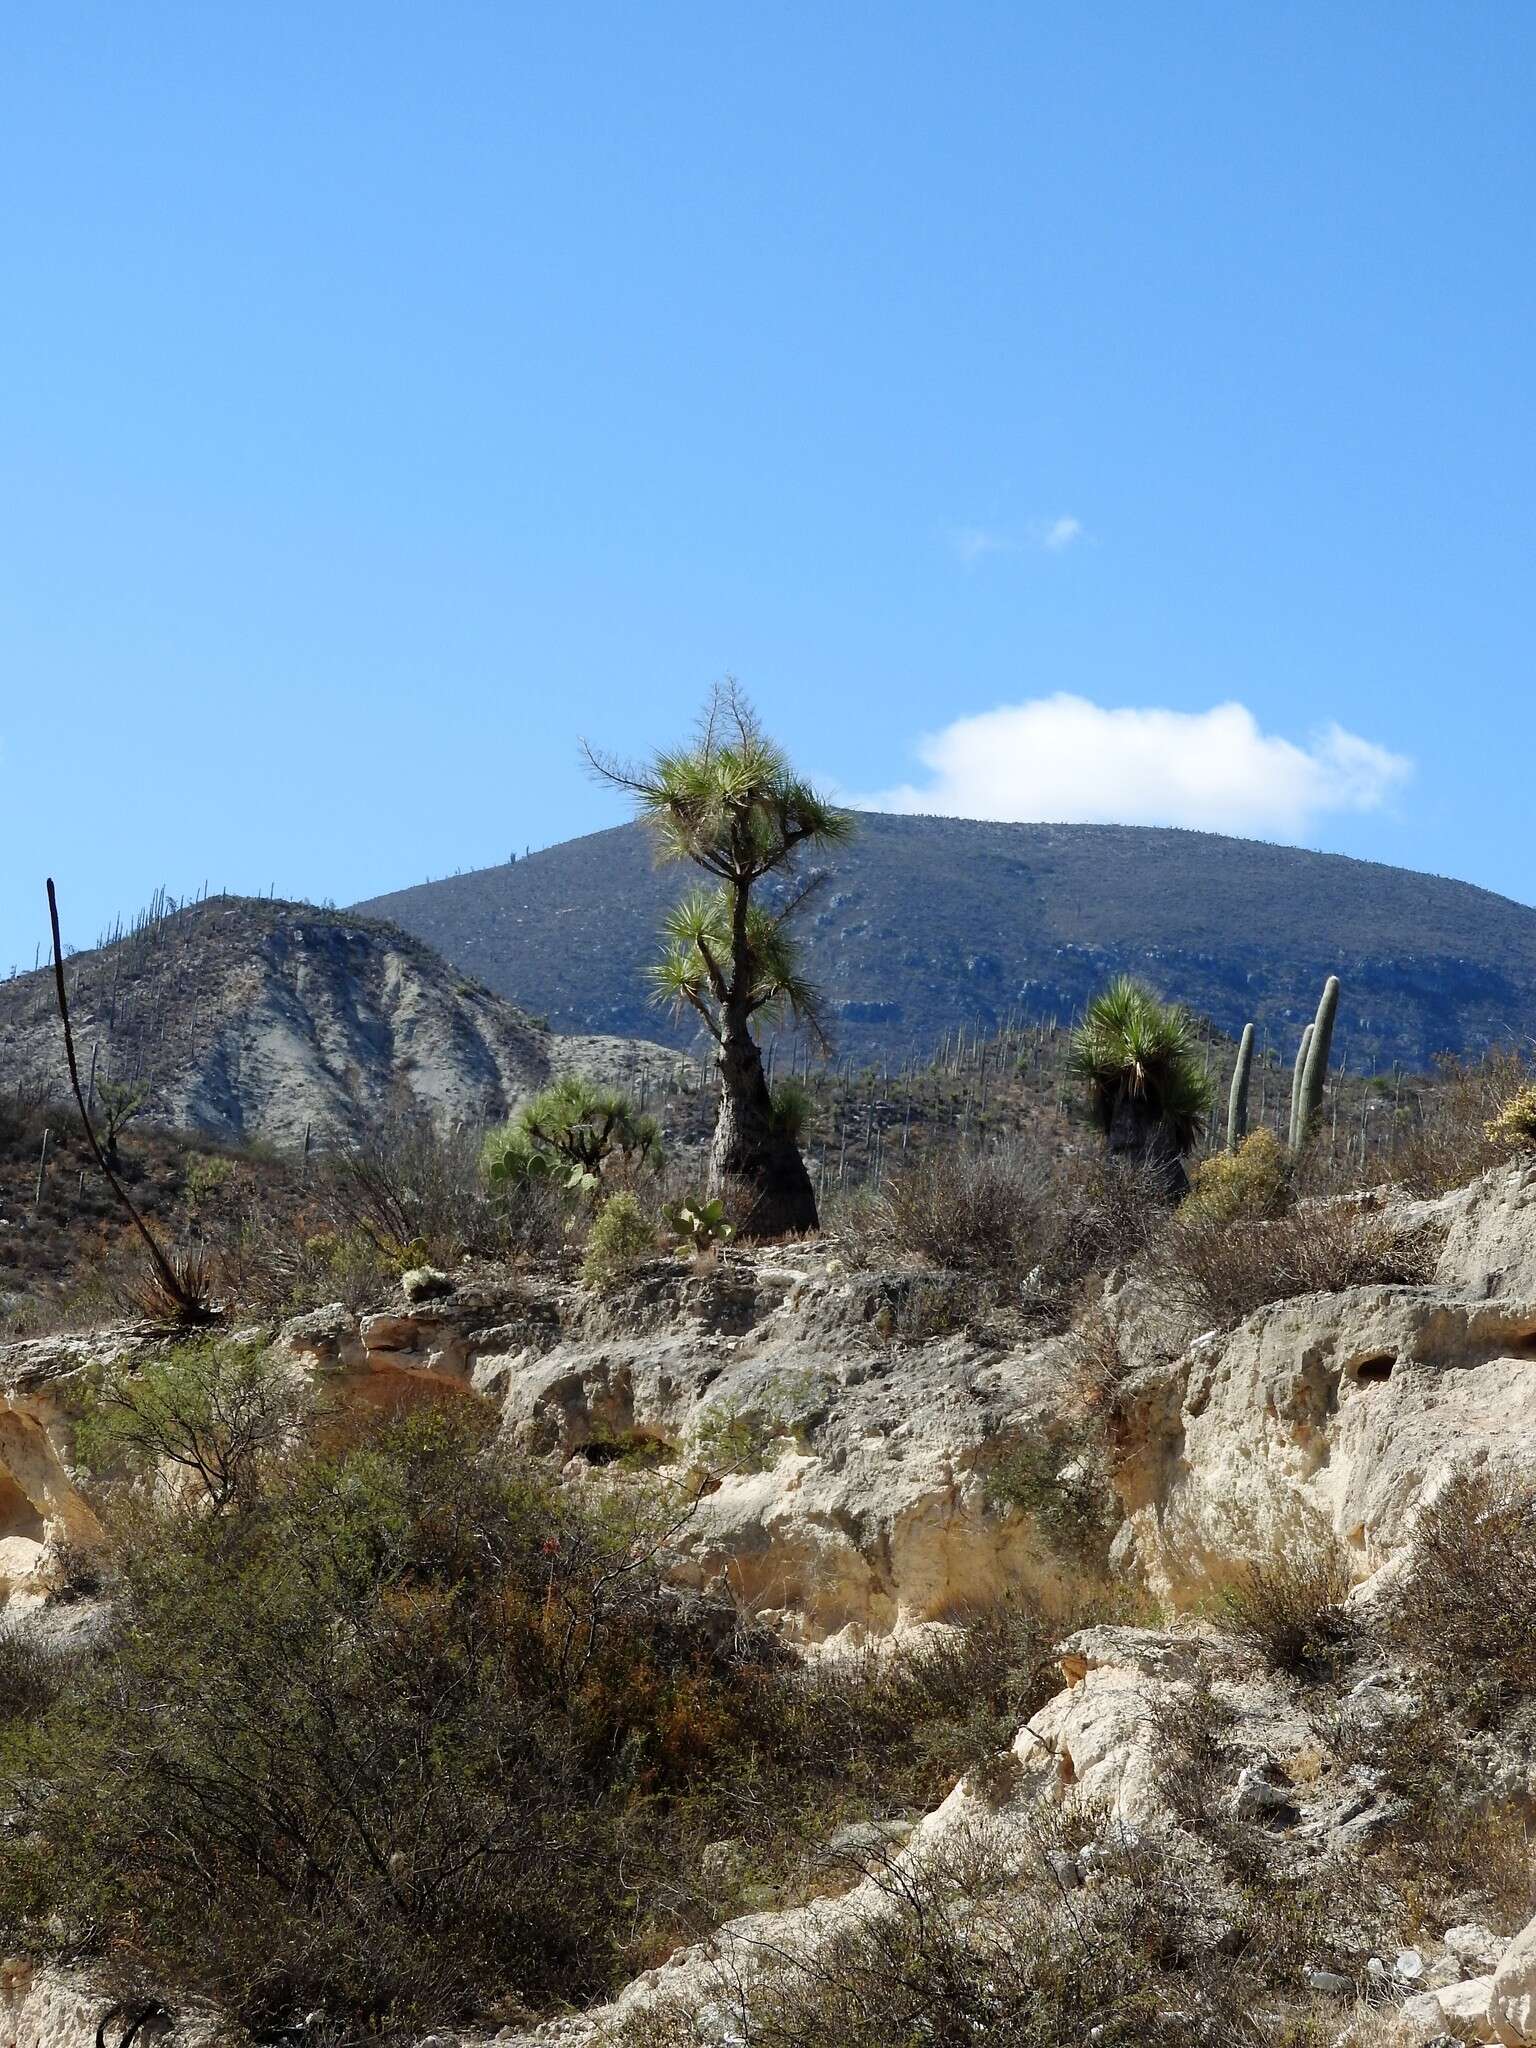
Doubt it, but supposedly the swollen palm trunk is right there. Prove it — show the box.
[1107,1091,1190,1200]
[710,1030,819,1237]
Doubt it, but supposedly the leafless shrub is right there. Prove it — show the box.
[839,1146,1163,1337]
[1382,1464,1536,1718]
[318,1112,510,1260]
[861,1142,1048,1276]
[1388,1047,1533,1198]
[614,1813,1271,2048]
[1217,1536,1356,1678]
[1147,1200,1442,1334]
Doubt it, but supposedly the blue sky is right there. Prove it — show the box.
[3,2,1533,973]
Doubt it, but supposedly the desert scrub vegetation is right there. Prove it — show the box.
[1144,1194,1443,1335]
[211,1112,570,1314]
[1381,1463,1536,1720]
[0,1387,1106,2039]
[612,1810,1340,2048]
[581,1191,658,1290]
[839,1145,1159,1329]
[1184,1127,1292,1227]
[985,1418,1118,1573]
[74,1335,308,1506]
[1215,1534,1357,1679]
[483,1075,662,1197]
[1384,1045,1536,1196]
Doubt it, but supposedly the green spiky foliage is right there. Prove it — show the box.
[587,683,852,1237]
[1070,978,1214,1194]
[1288,1023,1314,1152]
[1296,975,1341,1148]
[648,887,826,1043]
[482,1076,661,1195]
[1227,1022,1255,1153]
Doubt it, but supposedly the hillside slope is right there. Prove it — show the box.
[355,814,1536,1071]
[0,896,674,1149]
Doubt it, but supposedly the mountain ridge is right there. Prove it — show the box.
[354,813,1536,1072]
[0,895,677,1149]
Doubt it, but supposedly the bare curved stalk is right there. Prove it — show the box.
[47,877,208,1321]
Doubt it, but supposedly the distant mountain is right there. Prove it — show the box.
[355,815,1536,1073]
[0,896,675,1148]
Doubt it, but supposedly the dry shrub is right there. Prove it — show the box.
[1148,1199,1442,1334]
[1217,1536,1356,1678]
[1382,1464,1536,1717]
[615,1817,1272,2048]
[1389,1047,1533,1198]
[210,1115,569,1316]
[843,1144,1161,1332]
[319,1111,526,1260]
[861,1142,1047,1276]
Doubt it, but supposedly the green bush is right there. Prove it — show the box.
[0,1412,780,2031]
[581,1192,657,1290]
[1184,1128,1291,1228]
[75,1337,307,1507]
[985,1423,1117,1571]
[0,1403,1110,2038]
[483,1078,661,1196]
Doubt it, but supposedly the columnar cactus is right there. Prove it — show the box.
[1288,1023,1314,1152]
[1296,975,1341,1146]
[1227,1022,1255,1153]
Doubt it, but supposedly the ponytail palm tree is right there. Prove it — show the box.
[1071,977,1213,1196]
[587,684,851,1236]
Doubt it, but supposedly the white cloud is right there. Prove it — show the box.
[1032,514,1084,551]
[848,694,1413,838]
[946,515,1086,564]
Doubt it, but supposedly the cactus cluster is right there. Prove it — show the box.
[1228,975,1343,1156]
[1226,1022,1255,1152]
[1288,976,1341,1151]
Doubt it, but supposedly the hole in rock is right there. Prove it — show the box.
[0,1468,43,1545]
[578,1434,672,1468]
[1351,1353,1396,1385]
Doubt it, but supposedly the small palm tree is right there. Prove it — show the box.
[1070,977,1213,1195]
[587,684,851,1236]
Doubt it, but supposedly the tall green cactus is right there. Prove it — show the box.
[1288,1023,1314,1152]
[1227,1022,1255,1152]
[1296,975,1341,1147]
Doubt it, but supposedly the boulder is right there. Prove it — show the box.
[1491,1910,1536,2043]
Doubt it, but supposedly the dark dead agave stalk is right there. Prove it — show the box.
[46,877,215,1323]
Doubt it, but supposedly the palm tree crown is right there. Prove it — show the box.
[1070,976,1213,1154]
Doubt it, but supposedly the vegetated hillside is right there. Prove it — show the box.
[355,814,1536,1072]
[0,894,676,1150]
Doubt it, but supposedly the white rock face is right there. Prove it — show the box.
[1436,1160,1536,1302]
[472,1266,1087,1643]
[0,1969,104,2048]
[1491,1909,1536,2044]
[1111,1222,1536,1604]
[0,1337,110,1601]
